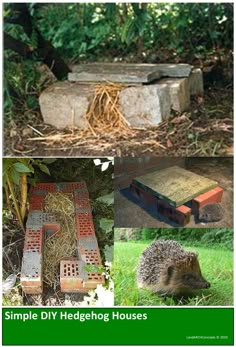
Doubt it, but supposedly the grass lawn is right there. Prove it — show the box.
[114,241,233,306]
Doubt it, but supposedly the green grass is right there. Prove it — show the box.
[114,241,233,306]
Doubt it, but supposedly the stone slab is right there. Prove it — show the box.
[188,68,204,96]
[133,166,218,207]
[159,78,190,113]
[68,63,193,84]
[119,84,171,127]
[39,82,95,129]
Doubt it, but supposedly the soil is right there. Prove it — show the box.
[114,158,233,228]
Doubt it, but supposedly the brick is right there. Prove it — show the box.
[24,228,43,253]
[130,183,157,206]
[192,187,223,214]
[21,252,43,294]
[60,259,104,292]
[75,212,95,238]
[30,183,56,194]
[83,273,105,288]
[77,235,99,251]
[157,199,191,226]
[21,286,43,295]
[60,260,84,293]
[62,181,88,193]
[80,249,102,265]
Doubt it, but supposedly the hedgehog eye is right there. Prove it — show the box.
[183,274,194,280]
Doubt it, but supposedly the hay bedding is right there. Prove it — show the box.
[43,192,77,287]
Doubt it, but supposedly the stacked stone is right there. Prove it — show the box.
[39,63,204,129]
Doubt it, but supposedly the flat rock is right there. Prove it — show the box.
[119,84,171,127]
[188,68,204,96]
[39,81,95,129]
[133,166,218,207]
[68,63,193,84]
[159,78,190,113]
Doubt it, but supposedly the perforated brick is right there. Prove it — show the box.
[74,190,90,204]
[29,195,45,211]
[81,250,101,265]
[21,252,43,293]
[63,182,88,193]
[30,183,56,193]
[31,189,48,196]
[60,259,104,292]
[24,228,43,253]
[60,260,85,293]
[84,272,105,288]
[78,235,98,251]
[76,212,95,238]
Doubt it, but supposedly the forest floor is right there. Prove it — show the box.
[114,241,233,306]
[114,157,233,228]
[4,60,233,157]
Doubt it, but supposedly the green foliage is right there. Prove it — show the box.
[4,3,233,122]
[4,56,42,123]
[3,158,51,188]
[114,241,233,306]
[37,3,232,59]
[114,228,233,250]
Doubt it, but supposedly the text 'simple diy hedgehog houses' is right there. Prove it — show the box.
[20,182,104,294]
[130,166,223,226]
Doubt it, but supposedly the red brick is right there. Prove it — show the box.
[60,260,83,292]
[30,183,56,193]
[75,212,95,238]
[60,260,104,292]
[84,273,105,288]
[24,228,43,253]
[80,249,102,265]
[29,195,45,211]
[192,187,223,213]
[130,183,157,206]
[21,286,43,294]
[157,199,191,226]
[63,181,88,193]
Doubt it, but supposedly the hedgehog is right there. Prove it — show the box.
[137,240,210,296]
[198,203,223,223]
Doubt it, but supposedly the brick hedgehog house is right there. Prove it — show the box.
[21,182,105,294]
[130,166,223,226]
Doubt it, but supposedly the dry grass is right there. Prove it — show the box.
[43,193,77,287]
[85,83,131,135]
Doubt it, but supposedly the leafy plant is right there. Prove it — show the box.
[3,158,51,231]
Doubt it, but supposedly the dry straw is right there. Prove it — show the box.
[43,192,77,287]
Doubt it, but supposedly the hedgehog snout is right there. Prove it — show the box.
[203,281,211,289]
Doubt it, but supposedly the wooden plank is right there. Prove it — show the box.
[133,166,218,207]
[68,63,193,84]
